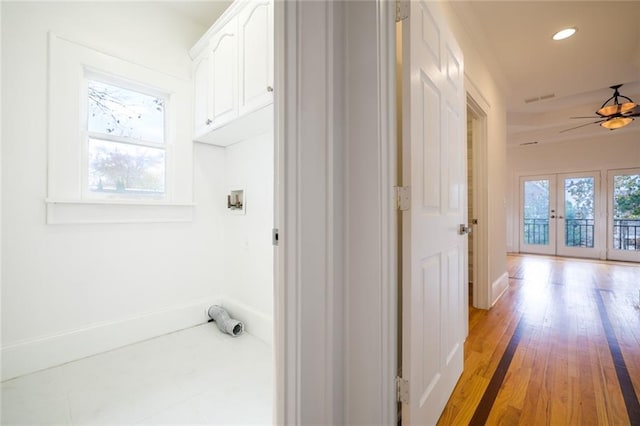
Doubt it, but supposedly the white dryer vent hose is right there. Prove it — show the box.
[207,305,244,337]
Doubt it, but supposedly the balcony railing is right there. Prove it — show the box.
[613,219,640,251]
[523,218,548,245]
[565,218,594,248]
[524,218,639,251]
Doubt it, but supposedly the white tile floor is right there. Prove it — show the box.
[1,324,272,425]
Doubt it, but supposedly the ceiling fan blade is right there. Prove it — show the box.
[623,105,640,117]
[570,116,600,119]
[559,119,606,133]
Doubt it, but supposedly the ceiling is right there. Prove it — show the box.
[450,1,640,145]
[168,1,640,146]
[164,1,233,30]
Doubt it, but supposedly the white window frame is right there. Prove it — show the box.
[81,70,169,201]
[46,33,193,224]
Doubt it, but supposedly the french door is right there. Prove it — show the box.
[607,168,640,262]
[520,172,601,258]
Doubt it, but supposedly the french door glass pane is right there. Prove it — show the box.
[564,177,595,248]
[523,180,549,245]
[613,174,640,251]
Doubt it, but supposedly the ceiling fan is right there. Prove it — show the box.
[560,84,640,133]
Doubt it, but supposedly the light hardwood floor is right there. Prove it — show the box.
[438,254,640,425]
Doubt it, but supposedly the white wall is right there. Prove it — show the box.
[506,130,640,252]
[277,1,349,423]
[220,133,274,342]
[1,2,228,380]
[442,3,510,303]
[343,1,396,424]
[0,0,3,371]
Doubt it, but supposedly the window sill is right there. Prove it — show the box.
[45,199,195,225]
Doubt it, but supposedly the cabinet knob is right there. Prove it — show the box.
[267,86,274,92]
[206,119,212,125]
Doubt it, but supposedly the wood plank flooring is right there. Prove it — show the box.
[437,254,640,426]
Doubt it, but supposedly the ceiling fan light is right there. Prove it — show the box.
[600,117,633,130]
[552,27,577,41]
[597,104,621,117]
[597,102,637,117]
[620,102,637,114]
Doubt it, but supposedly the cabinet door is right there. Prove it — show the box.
[210,16,238,128]
[238,0,273,115]
[193,53,212,137]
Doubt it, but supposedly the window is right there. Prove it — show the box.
[47,34,194,224]
[86,78,167,198]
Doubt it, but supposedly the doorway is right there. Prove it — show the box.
[467,110,474,305]
[466,96,490,310]
[520,172,601,258]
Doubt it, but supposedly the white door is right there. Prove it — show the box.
[401,1,467,424]
[556,172,600,258]
[519,175,556,255]
[520,172,601,258]
[607,168,640,262]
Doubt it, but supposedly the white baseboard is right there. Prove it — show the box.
[1,297,273,382]
[217,296,273,346]
[491,271,509,307]
[1,300,214,381]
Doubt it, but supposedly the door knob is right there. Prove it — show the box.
[558,215,564,219]
[550,215,556,219]
[459,224,472,235]
[206,118,212,125]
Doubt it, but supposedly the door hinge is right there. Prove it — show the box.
[395,186,411,211]
[272,228,279,246]
[396,0,409,22]
[396,377,409,403]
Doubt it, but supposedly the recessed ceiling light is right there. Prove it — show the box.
[553,27,577,41]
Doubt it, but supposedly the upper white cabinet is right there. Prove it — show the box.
[191,0,273,146]
[238,0,273,116]
[193,52,211,137]
[210,17,238,128]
